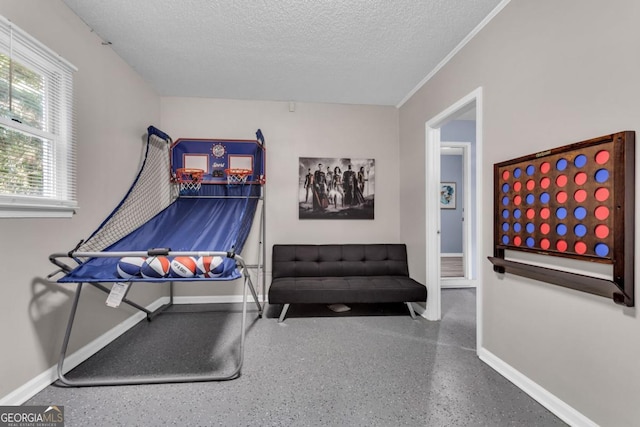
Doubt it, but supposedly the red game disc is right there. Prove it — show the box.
[526,180,535,191]
[556,175,568,187]
[594,187,609,202]
[594,206,609,220]
[540,162,550,174]
[573,189,587,203]
[540,223,550,234]
[556,240,568,252]
[514,195,522,205]
[540,177,550,189]
[514,181,522,192]
[526,208,535,219]
[502,170,510,180]
[574,172,587,186]
[595,224,610,239]
[595,150,610,165]
[540,207,550,219]
[540,238,550,250]
[513,236,522,246]
[556,191,568,203]
[574,241,587,254]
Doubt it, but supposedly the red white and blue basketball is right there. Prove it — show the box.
[116,257,146,279]
[208,256,225,277]
[195,256,210,277]
[140,256,170,279]
[169,256,197,278]
[195,256,225,277]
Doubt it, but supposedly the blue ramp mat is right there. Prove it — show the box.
[60,197,258,283]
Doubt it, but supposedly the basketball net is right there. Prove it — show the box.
[176,168,204,194]
[225,168,251,185]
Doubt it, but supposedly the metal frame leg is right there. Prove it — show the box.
[242,269,263,317]
[88,282,153,317]
[57,282,84,384]
[406,302,417,319]
[278,304,290,323]
[56,272,260,387]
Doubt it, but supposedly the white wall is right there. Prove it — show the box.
[160,98,402,295]
[399,0,640,425]
[0,0,161,399]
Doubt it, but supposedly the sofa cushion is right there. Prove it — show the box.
[272,244,411,278]
[269,276,426,304]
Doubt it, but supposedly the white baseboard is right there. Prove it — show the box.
[0,294,265,406]
[478,347,597,427]
[440,253,463,257]
[173,294,264,304]
[441,278,477,288]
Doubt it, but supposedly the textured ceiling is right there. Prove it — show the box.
[63,0,503,106]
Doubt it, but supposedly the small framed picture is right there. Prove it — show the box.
[440,182,456,209]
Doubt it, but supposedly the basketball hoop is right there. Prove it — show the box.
[176,168,204,194]
[225,168,251,185]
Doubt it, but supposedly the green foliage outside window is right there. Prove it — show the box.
[0,125,45,196]
[0,52,47,197]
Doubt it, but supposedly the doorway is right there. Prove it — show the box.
[440,141,475,287]
[422,87,483,349]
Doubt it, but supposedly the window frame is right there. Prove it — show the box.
[0,16,77,218]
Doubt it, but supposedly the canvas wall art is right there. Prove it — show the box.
[299,157,375,219]
[440,182,456,209]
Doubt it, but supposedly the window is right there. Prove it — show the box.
[0,15,77,218]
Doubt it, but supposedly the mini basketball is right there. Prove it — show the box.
[169,256,197,278]
[195,256,210,277]
[116,256,146,279]
[196,256,225,277]
[140,256,170,279]
[208,256,225,277]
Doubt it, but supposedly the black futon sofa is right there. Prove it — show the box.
[269,244,427,322]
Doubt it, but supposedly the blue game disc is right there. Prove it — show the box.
[540,192,550,204]
[573,206,587,220]
[502,222,509,232]
[502,235,510,245]
[574,154,587,168]
[526,194,535,205]
[513,222,522,232]
[556,207,567,220]
[556,223,567,236]
[514,167,522,178]
[502,183,509,193]
[556,158,568,171]
[526,165,535,176]
[502,196,509,206]
[502,209,509,219]
[513,209,521,219]
[526,237,535,247]
[574,224,587,237]
[595,169,609,183]
[526,222,535,233]
[595,243,609,257]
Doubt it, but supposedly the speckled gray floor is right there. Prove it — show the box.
[25,289,565,426]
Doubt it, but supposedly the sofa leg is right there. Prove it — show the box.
[278,304,290,323]
[406,302,417,319]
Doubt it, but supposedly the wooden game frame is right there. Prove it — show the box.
[488,131,635,307]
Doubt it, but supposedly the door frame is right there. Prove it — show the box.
[422,87,483,350]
